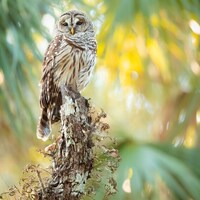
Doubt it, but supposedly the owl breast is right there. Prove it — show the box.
[54,39,96,92]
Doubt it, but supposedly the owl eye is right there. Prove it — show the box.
[76,21,83,25]
[61,22,68,26]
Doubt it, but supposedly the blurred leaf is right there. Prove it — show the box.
[1,0,200,199]
[113,142,200,200]
[0,0,58,136]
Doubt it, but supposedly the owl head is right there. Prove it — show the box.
[56,10,94,36]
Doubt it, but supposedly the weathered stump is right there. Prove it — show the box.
[1,86,119,200]
[38,87,94,200]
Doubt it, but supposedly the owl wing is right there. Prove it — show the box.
[39,35,63,109]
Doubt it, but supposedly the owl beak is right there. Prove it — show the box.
[70,27,75,35]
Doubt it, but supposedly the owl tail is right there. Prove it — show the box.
[36,108,51,141]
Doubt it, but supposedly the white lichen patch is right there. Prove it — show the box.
[66,138,75,147]
[61,96,75,116]
[72,172,89,195]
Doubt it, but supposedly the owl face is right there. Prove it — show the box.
[56,10,93,35]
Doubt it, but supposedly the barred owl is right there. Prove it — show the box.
[37,10,97,141]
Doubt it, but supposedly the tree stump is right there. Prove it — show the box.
[1,86,119,200]
[38,87,94,200]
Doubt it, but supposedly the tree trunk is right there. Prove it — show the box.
[38,87,94,200]
[1,86,119,200]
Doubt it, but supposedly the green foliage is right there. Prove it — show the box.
[115,142,200,200]
[0,0,56,136]
[1,0,200,199]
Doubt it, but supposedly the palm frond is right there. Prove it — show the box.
[113,142,200,200]
[0,0,58,136]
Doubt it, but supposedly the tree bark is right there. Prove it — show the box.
[1,86,119,200]
[38,86,94,200]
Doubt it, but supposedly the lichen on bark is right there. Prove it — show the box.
[1,86,120,200]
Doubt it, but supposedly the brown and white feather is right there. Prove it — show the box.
[37,10,97,141]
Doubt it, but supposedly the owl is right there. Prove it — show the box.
[36,10,97,141]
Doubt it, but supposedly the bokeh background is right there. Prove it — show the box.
[1,0,200,199]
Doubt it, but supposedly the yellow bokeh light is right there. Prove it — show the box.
[0,70,4,85]
[148,39,170,82]
[189,19,200,35]
[184,125,195,148]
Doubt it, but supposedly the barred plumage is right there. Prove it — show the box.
[37,10,97,141]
